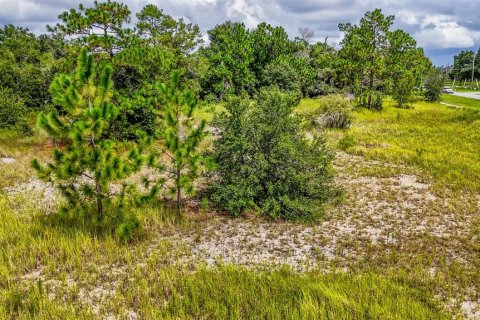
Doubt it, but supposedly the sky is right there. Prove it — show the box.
[0,0,479,66]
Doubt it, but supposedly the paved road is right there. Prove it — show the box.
[453,92,480,100]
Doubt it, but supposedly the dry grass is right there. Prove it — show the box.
[1,96,480,318]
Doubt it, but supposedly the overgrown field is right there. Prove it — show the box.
[1,98,480,319]
[299,98,480,192]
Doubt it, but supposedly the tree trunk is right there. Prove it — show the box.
[95,179,103,218]
[368,68,374,109]
[176,166,181,215]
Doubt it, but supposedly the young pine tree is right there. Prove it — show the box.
[32,48,143,219]
[151,70,207,214]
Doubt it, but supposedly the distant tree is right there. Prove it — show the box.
[150,70,207,214]
[48,0,131,59]
[298,27,315,44]
[201,21,300,99]
[308,42,340,96]
[386,30,430,108]
[201,22,255,98]
[339,9,394,109]
[210,88,334,220]
[272,54,317,97]
[0,88,30,133]
[32,48,143,218]
[310,42,337,80]
[250,22,294,81]
[126,4,205,91]
[423,68,444,102]
[261,59,301,94]
[452,50,479,80]
[135,4,203,54]
[110,4,206,140]
[0,25,64,111]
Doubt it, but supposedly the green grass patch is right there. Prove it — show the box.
[441,94,480,110]
[0,194,451,319]
[123,266,449,319]
[445,81,480,92]
[0,129,50,189]
[0,267,452,319]
[296,97,323,116]
[333,99,480,192]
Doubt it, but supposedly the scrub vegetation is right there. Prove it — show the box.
[1,1,479,319]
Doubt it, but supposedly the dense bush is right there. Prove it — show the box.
[210,88,335,220]
[306,77,339,97]
[358,90,383,110]
[391,72,415,108]
[423,69,444,102]
[313,94,353,129]
[0,25,65,112]
[0,88,31,134]
[261,60,301,94]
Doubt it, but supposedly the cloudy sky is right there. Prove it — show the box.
[1,0,479,65]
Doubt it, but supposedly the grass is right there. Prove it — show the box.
[441,93,480,110]
[0,129,50,189]
[315,98,480,192]
[1,97,479,318]
[0,194,451,319]
[445,81,480,92]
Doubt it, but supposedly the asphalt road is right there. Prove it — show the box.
[453,92,480,100]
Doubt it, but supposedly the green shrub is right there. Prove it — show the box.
[0,88,30,130]
[312,94,353,129]
[423,68,444,102]
[338,134,356,150]
[358,90,383,110]
[261,60,301,94]
[391,72,415,108]
[210,88,335,220]
[306,79,339,97]
[115,213,141,242]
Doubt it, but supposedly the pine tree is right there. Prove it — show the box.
[150,70,207,214]
[32,48,143,218]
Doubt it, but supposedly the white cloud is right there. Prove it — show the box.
[0,0,479,64]
[397,12,480,49]
[226,0,266,28]
[417,22,477,49]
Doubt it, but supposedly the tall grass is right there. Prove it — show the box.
[0,194,451,319]
[335,99,480,192]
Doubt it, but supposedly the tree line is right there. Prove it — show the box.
[0,2,442,238]
[0,3,439,134]
[449,49,480,82]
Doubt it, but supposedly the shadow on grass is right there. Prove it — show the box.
[31,200,186,243]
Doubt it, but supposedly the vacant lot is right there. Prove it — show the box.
[1,98,479,319]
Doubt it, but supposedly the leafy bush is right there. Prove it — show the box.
[0,88,30,130]
[115,213,141,242]
[210,88,335,220]
[338,134,356,150]
[261,60,301,94]
[313,94,353,129]
[112,105,157,140]
[423,69,444,102]
[358,90,383,110]
[306,78,339,97]
[391,72,415,108]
